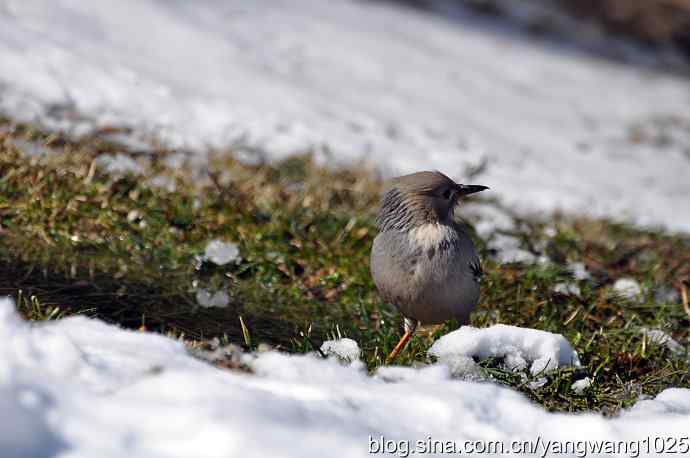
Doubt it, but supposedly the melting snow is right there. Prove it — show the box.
[195,288,230,309]
[2,1,690,454]
[320,338,361,363]
[203,240,241,266]
[641,328,686,356]
[552,282,581,297]
[1,299,690,457]
[572,377,593,395]
[568,262,591,281]
[94,153,145,176]
[429,324,581,375]
[1,0,690,230]
[612,278,643,299]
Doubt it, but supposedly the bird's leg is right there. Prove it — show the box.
[385,317,418,364]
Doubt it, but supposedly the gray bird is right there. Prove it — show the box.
[370,171,488,362]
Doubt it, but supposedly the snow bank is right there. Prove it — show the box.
[1,0,690,231]
[429,324,581,375]
[1,298,690,457]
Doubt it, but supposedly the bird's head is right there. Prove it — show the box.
[376,171,488,231]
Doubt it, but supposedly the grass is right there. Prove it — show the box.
[1,117,689,414]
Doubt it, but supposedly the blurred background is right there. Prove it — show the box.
[2,0,689,233]
[379,0,690,56]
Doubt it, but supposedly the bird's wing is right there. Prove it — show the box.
[469,256,483,284]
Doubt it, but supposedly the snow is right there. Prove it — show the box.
[641,328,686,356]
[552,282,581,297]
[654,285,681,305]
[489,233,541,264]
[2,298,690,457]
[1,0,690,231]
[202,240,241,266]
[8,137,53,157]
[628,388,690,417]
[95,153,144,176]
[571,377,593,395]
[2,1,690,453]
[195,288,230,309]
[428,324,581,375]
[320,337,361,363]
[612,277,643,300]
[568,262,591,281]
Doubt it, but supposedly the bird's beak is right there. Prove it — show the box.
[455,184,489,196]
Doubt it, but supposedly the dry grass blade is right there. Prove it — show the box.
[563,306,581,326]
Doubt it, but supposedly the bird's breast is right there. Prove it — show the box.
[407,223,456,251]
[371,224,480,325]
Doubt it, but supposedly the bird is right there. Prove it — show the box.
[369,171,488,363]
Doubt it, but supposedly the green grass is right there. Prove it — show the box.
[1,118,688,414]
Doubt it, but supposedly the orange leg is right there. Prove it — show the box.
[386,328,414,364]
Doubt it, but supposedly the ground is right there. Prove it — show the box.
[1,120,688,416]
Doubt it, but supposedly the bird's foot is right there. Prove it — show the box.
[385,318,418,364]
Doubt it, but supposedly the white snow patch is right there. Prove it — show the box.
[527,377,548,390]
[429,324,581,375]
[436,354,484,379]
[1,1,690,230]
[146,174,177,193]
[203,240,241,266]
[568,262,591,281]
[320,338,361,363]
[572,377,593,395]
[375,363,451,384]
[552,282,581,297]
[641,328,686,355]
[7,137,53,157]
[2,299,690,456]
[627,388,690,417]
[612,278,642,299]
[490,233,540,264]
[195,288,230,309]
[94,154,144,176]
[654,285,681,305]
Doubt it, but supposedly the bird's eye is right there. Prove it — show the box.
[441,189,452,200]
